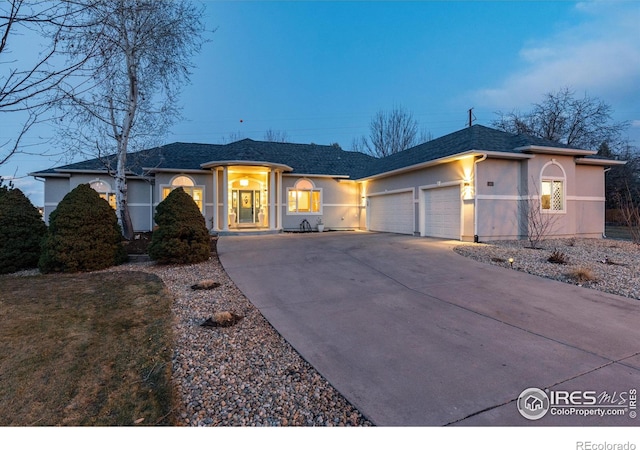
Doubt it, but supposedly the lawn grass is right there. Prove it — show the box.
[0,271,175,426]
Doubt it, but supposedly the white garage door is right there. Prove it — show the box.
[368,192,414,235]
[423,186,461,239]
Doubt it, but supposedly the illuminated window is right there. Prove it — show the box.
[162,175,204,211]
[541,180,564,211]
[90,180,116,209]
[287,179,321,214]
[540,161,565,213]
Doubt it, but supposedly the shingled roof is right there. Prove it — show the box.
[31,125,594,180]
[32,140,379,179]
[360,125,588,178]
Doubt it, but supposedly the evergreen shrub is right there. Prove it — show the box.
[148,187,210,264]
[39,184,127,273]
[0,185,47,274]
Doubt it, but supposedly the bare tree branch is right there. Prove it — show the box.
[55,0,208,238]
[493,87,628,150]
[0,0,93,167]
[263,128,288,143]
[357,105,419,157]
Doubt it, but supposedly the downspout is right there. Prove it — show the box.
[473,154,488,242]
[149,179,154,232]
[603,167,612,238]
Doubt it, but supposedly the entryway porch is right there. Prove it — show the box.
[203,161,291,233]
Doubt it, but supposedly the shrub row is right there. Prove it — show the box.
[0,184,210,275]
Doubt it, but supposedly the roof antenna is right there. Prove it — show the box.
[468,107,476,127]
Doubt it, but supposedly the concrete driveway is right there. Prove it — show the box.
[217,232,640,426]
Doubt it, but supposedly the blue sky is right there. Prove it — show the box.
[3,0,640,206]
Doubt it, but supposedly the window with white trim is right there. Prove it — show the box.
[287,179,321,214]
[540,160,566,213]
[162,175,204,211]
[541,179,564,211]
[90,180,116,209]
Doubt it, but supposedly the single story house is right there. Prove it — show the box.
[31,125,623,241]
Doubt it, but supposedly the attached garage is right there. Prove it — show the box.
[422,185,461,239]
[368,191,414,235]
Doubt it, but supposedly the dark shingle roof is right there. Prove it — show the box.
[218,140,377,178]
[32,140,378,179]
[32,125,586,180]
[360,125,582,177]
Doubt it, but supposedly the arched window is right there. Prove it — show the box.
[90,180,116,209]
[171,175,194,187]
[162,175,204,211]
[287,178,321,214]
[540,161,566,212]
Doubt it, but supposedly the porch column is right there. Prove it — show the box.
[276,170,283,230]
[212,168,219,231]
[269,169,276,230]
[222,166,229,231]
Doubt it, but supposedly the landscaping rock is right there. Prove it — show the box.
[201,311,243,327]
[100,256,372,427]
[191,279,221,290]
[455,238,640,300]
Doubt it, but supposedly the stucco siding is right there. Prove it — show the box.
[475,159,522,198]
[42,177,70,225]
[281,176,361,231]
[471,158,522,240]
[476,197,520,240]
[367,160,467,195]
[575,200,605,237]
[575,165,605,198]
[461,199,475,241]
[128,179,154,231]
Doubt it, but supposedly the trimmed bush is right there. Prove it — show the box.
[39,184,127,273]
[0,186,47,274]
[148,187,210,264]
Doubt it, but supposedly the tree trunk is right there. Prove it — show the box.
[114,148,133,239]
[114,46,139,240]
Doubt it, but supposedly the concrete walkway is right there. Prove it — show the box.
[217,232,640,426]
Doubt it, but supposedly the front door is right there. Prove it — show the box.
[239,190,254,223]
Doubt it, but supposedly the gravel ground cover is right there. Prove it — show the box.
[454,238,640,300]
[104,255,372,427]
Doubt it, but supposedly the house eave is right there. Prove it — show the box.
[56,169,113,175]
[514,145,597,156]
[143,167,211,174]
[480,150,536,160]
[575,157,627,166]
[48,168,151,180]
[285,173,351,179]
[29,171,70,178]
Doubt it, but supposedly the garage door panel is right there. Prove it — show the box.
[368,192,413,235]
[423,186,460,239]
